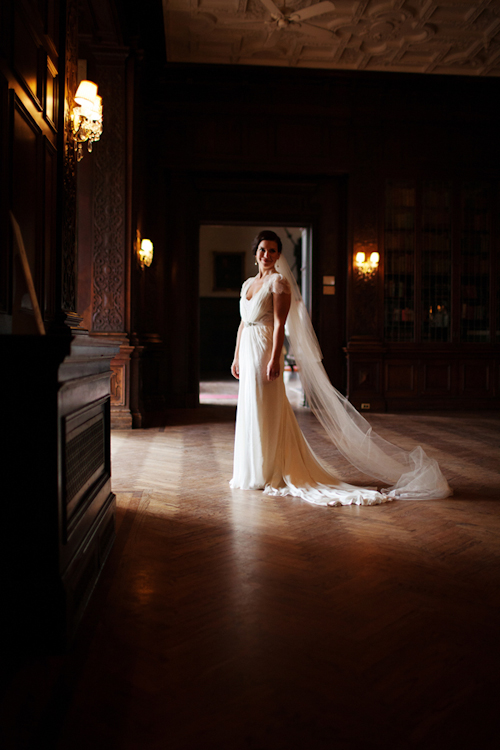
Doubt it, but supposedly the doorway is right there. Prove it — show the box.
[161,173,345,412]
[198,224,311,406]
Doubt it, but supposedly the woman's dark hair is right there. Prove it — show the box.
[251,230,282,255]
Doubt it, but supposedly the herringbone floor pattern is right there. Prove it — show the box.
[50,408,500,748]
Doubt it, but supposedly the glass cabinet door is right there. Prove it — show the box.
[421,182,452,342]
[383,179,494,345]
[384,181,415,341]
[460,183,491,342]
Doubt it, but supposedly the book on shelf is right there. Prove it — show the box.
[461,304,486,321]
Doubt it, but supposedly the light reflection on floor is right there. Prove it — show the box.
[200,370,305,408]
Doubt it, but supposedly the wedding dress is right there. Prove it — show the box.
[229,258,452,507]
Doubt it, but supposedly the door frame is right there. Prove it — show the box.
[165,171,348,408]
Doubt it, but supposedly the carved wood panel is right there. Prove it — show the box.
[110,363,125,406]
[351,360,381,393]
[422,362,452,393]
[385,362,416,394]
[460,361,492,395]
[346,348,499,409]
[92,64,126,333]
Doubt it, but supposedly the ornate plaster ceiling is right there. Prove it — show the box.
[162,0,500,75]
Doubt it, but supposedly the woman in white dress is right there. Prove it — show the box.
[230,231,451,507]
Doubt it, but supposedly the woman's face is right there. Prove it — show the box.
[256,240,280,272]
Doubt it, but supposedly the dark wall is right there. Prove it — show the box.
[0,0,76,335]
[0,0,123,677]
[200,297,240,376]
[149,64,499,179]
[131,62,499,416]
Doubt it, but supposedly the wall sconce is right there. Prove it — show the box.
[138,238,154,268]
[71,80,103,161]
[355,251,380,278]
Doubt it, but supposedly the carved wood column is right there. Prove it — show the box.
[88,48,133,428]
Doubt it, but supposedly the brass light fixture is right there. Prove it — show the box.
[71,80,103,161]
[354,250,380,278]
[136,231,154,268]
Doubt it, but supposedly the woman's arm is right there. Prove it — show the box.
[231,321,245,379]
[267,291,291,381]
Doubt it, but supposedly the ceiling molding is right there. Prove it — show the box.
[162,0,500,75]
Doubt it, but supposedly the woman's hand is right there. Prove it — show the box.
[267,358,280,382]
[231,322,244,380]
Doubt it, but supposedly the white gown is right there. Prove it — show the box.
[229,273,390,506]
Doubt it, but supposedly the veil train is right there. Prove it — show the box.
[275,255,452,500]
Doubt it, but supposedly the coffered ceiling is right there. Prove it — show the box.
[162,0,500,75]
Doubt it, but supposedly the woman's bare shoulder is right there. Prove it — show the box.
[270,274,291,295]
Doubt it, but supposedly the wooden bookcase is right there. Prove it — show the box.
[384,180,495,345]
[346,179,499,411]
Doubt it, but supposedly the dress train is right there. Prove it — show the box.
[229,273,395,506]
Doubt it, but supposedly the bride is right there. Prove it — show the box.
[229,230,451,507]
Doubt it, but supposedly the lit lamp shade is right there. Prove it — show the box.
[139,239,154,267]
[75,81,100,119]
[90,94,102,119]
[75,80,98,108]
[354,250,379,276]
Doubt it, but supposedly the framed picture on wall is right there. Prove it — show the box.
[213,252,245,292]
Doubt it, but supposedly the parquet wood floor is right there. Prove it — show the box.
[4,408,500,750]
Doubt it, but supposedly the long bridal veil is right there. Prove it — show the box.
[275,255,451,500]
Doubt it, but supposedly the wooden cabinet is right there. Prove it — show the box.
[420,182,453,343]
[384,181,417,342]
[2,334,120,667]
[346,179,499,411]
[383,180,496,345]
[459,183,492,343]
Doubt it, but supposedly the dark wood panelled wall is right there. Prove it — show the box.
[0,0,65,333]
[0,0,133,663]
[134,63,500,417]
[1,0,135,422]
